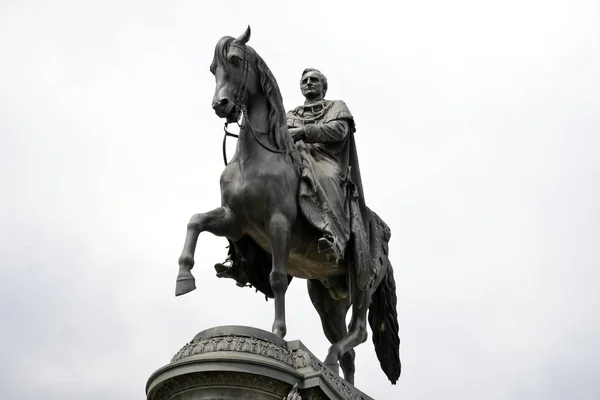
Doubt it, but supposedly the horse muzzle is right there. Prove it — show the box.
[212,98,235,119]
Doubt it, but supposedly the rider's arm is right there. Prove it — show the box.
[302,120,350,144]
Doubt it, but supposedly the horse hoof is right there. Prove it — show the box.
[343,372,354,385]
[324,360,340,376]
[272,322,287,338]
[175,277,196,296]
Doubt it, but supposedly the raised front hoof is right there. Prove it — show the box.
[175,277,196,296]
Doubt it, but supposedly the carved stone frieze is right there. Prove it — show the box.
[147,326,372,400]
[171,333,304,368]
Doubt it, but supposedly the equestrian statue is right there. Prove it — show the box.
[176,26,401,385]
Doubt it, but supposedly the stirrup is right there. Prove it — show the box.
[214,262,234,278]
[318,236,343,263]
[318,236,335,253]
[214,262,251,288]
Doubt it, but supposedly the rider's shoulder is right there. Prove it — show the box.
[326,100,354,121]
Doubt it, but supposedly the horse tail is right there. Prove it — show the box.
[368,263,401,384]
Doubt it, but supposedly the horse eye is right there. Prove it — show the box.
[231,56,242,66]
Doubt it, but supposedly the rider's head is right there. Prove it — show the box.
[300,68,327,103]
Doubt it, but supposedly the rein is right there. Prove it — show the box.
[222,114,289,166]
[221,43,289,166]
[222,124,239,166]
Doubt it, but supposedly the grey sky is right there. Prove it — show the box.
[1,0,599,399]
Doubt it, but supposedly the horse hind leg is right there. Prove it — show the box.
[176,207,241,296]
[323,285,371,377]
[307,279,356,384]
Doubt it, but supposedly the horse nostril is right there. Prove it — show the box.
[212,98,229,109]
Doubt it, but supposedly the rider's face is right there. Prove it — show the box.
[301,71,325,101]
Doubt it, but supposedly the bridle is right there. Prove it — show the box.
[221,43,288,166]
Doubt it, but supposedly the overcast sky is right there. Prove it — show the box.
[1,1,599,399]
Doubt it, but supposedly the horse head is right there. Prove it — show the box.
[210,26,258,121]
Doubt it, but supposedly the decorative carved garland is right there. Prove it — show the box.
[171,334,307,368]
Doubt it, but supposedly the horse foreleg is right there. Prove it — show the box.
[323,287,371,376]
[268,212,292,338]
[176,207,240,296]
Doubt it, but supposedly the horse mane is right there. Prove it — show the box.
[211,36,301,168]
[250,47,296,152]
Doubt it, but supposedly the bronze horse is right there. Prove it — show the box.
[176,26,400,384]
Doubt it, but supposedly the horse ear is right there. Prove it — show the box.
[236,25,251,45]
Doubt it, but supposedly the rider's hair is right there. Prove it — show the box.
[300,68,328,97]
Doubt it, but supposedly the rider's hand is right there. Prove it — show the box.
[289,127,305,142]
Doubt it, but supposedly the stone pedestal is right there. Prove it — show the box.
[146,326,373,400]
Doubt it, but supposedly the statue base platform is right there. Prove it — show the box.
[146,326,373,400]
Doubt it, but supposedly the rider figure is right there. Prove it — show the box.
[287,68,357,263]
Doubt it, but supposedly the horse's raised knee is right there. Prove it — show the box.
[187,214,202,231]
[186,222,196,231]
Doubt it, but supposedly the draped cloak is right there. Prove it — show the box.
[216,100,391,297]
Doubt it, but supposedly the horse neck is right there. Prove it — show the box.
[244,93,269,133]
[236,92,285,160]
